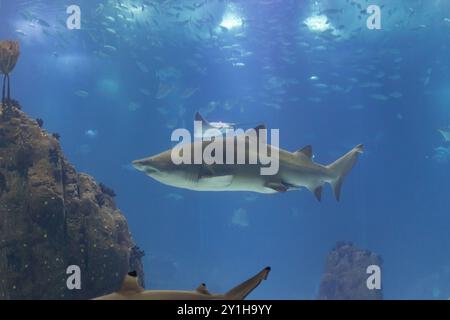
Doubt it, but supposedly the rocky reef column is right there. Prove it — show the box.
[317,241,383,300]
[0,101,145,299]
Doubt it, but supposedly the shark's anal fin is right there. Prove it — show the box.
[196,283,211,295]
[265,182,288,192]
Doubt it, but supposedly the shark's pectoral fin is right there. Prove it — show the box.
[199,174,233,187]
[265,181,300,193]
[196,283,212,295]
[198,165,233,187]
[265,182,288,192]
[199,164,216,178]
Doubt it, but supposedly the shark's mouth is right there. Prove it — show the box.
[132,160,159,174]
[144,167,159,174]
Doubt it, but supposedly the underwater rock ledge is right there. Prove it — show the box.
[0,103,144,299]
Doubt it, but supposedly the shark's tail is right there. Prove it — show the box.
[223,267,271,300]
[326,144,364,201]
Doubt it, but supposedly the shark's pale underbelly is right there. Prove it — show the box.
[184,174,278,193]
[165,171,273,193]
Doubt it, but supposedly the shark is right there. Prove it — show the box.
[438,127,450,142]
[93,267,271,300]
[133,128,363,201]
[194,112,236,139]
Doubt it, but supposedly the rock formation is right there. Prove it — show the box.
[0,103,144,299]
[318,241,383,300]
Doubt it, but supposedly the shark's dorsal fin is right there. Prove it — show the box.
[254,124,266,131]
[118,271,144,294]
[295,145,313,159]
[195,283,211,295]
[254,124,266,139]
[195,112,210,126]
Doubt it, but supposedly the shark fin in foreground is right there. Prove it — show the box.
[194,112,236,139]
[93,267,271,300]
[223,266,271,300]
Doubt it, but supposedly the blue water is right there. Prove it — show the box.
[1,0,450,299]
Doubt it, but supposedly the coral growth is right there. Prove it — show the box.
[13,147,34,177]
[36,118,44,128]
[0,171,7,195]
[48,148,59,166]
[95,193,105,207]
[99,183,116,198]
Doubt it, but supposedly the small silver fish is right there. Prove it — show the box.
[194,112,235,139]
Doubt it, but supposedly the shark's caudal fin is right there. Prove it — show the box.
[326,144,363,201]
[224,267,271,300]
